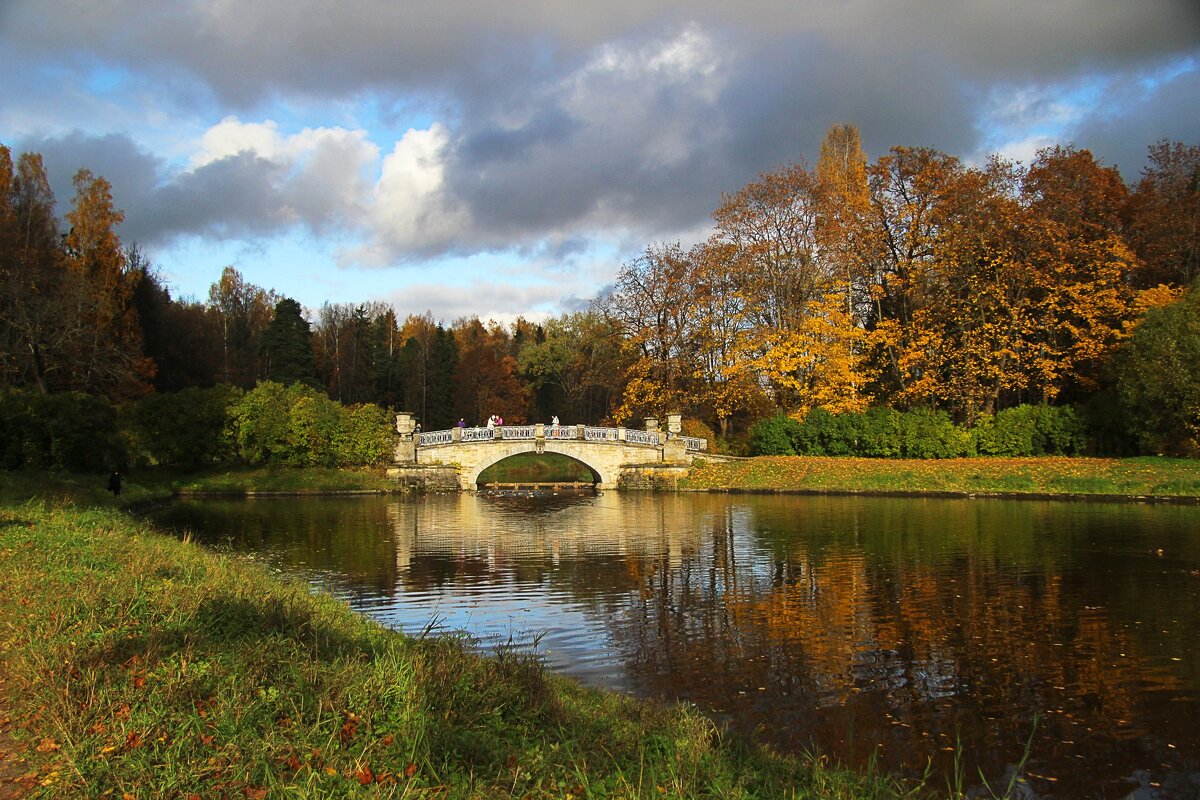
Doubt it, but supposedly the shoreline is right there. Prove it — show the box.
[0,500,905,798]
[4,455,1199,507]
[677,485,1200,504]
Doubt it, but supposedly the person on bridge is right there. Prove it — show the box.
[457,418,466,427]
[486,415,496,430]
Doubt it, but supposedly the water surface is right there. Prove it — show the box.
[151,491,1200,797]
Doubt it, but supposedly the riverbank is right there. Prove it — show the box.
[0,466,399,508]
[0,497,914,799]
[682,456,1200,500]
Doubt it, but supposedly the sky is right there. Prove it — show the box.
[3,1,1198,327]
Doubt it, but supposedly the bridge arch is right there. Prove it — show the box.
[463,444,612,489]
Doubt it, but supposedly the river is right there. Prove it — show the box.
[149,490,1200,798]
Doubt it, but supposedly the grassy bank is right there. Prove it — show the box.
[682,455,1200,498]
[0,499,910,799]
[478,453,596,484]
[0,466,399,508]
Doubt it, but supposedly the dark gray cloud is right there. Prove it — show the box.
[21,132,292,244]
[1071,65,1200,175]
[3,0,1198,266]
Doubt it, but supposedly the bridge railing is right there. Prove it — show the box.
[461,426,493,442]
[417,429,454,445]
[584,426,618,442]
[624,429,660,446]
[414,425,706,451]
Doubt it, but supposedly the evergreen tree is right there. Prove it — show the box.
[427,325,459,429]
[261,298,320,388]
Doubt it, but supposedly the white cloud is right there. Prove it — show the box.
[345,124,471,264]
[190,117,286,168]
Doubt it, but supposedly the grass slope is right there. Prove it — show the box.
[683,456,1200,499]
[0,498,910,799]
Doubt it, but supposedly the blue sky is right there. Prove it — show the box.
[2,1,1197,326]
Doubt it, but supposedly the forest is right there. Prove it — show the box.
[1,125,1198,471]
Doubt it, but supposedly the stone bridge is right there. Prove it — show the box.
[390,413,711,490]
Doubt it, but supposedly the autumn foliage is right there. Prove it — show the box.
[600,128,1197,453]
[2,131,1198,456]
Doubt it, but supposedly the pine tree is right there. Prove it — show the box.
[261,298,320,388]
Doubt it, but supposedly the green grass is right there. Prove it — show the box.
[478,454,596,484]
[0,497,918,799]
[683,456,1200,499]
[0,465,399,508]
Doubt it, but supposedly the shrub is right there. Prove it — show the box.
[125,385,242,469]
[857,407,903,458]
[228,381,292,464]
[337,404,395,466]
[285,391,343,467]
[896,407,970,459]
[748,414,800,455]
[972,404,1087,456]
[793,408,864,456]
[0,389,125,472]
[228,381,395,467]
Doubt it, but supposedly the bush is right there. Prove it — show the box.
[792,408,863,456]
[0,389,125,472]
[228,381,293,464]
[747,414,800,455]
[791,407,967,459]
[228,381,395,467]
[285,391,342,467]
[125,385,242,469]
[337,404,395,466]
[972,405,1087,456]
[857,407,903,458]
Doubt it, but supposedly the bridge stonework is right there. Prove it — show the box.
[389,413,715,491]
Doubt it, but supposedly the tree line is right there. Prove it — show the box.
[599,127,1199,454]
[2,128,1198,465]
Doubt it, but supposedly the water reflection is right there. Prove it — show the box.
[151,492,1200,798]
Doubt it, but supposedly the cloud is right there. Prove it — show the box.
[349,124,470,262]
[378,278,578,328]
[5,0,1198,301]
[20,119,379,245]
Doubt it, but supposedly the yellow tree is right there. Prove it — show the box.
[815,123,872,318]
[895,158,1039,419]
[63,168,155,398]
[713,161,826,336]
[862,146,965,403]
[207,266,277,388]
[713,159,874,413]
[688,239,770,436]
[742,291,874,419]
[601,243,698,423]
[1021,146,1141,401]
